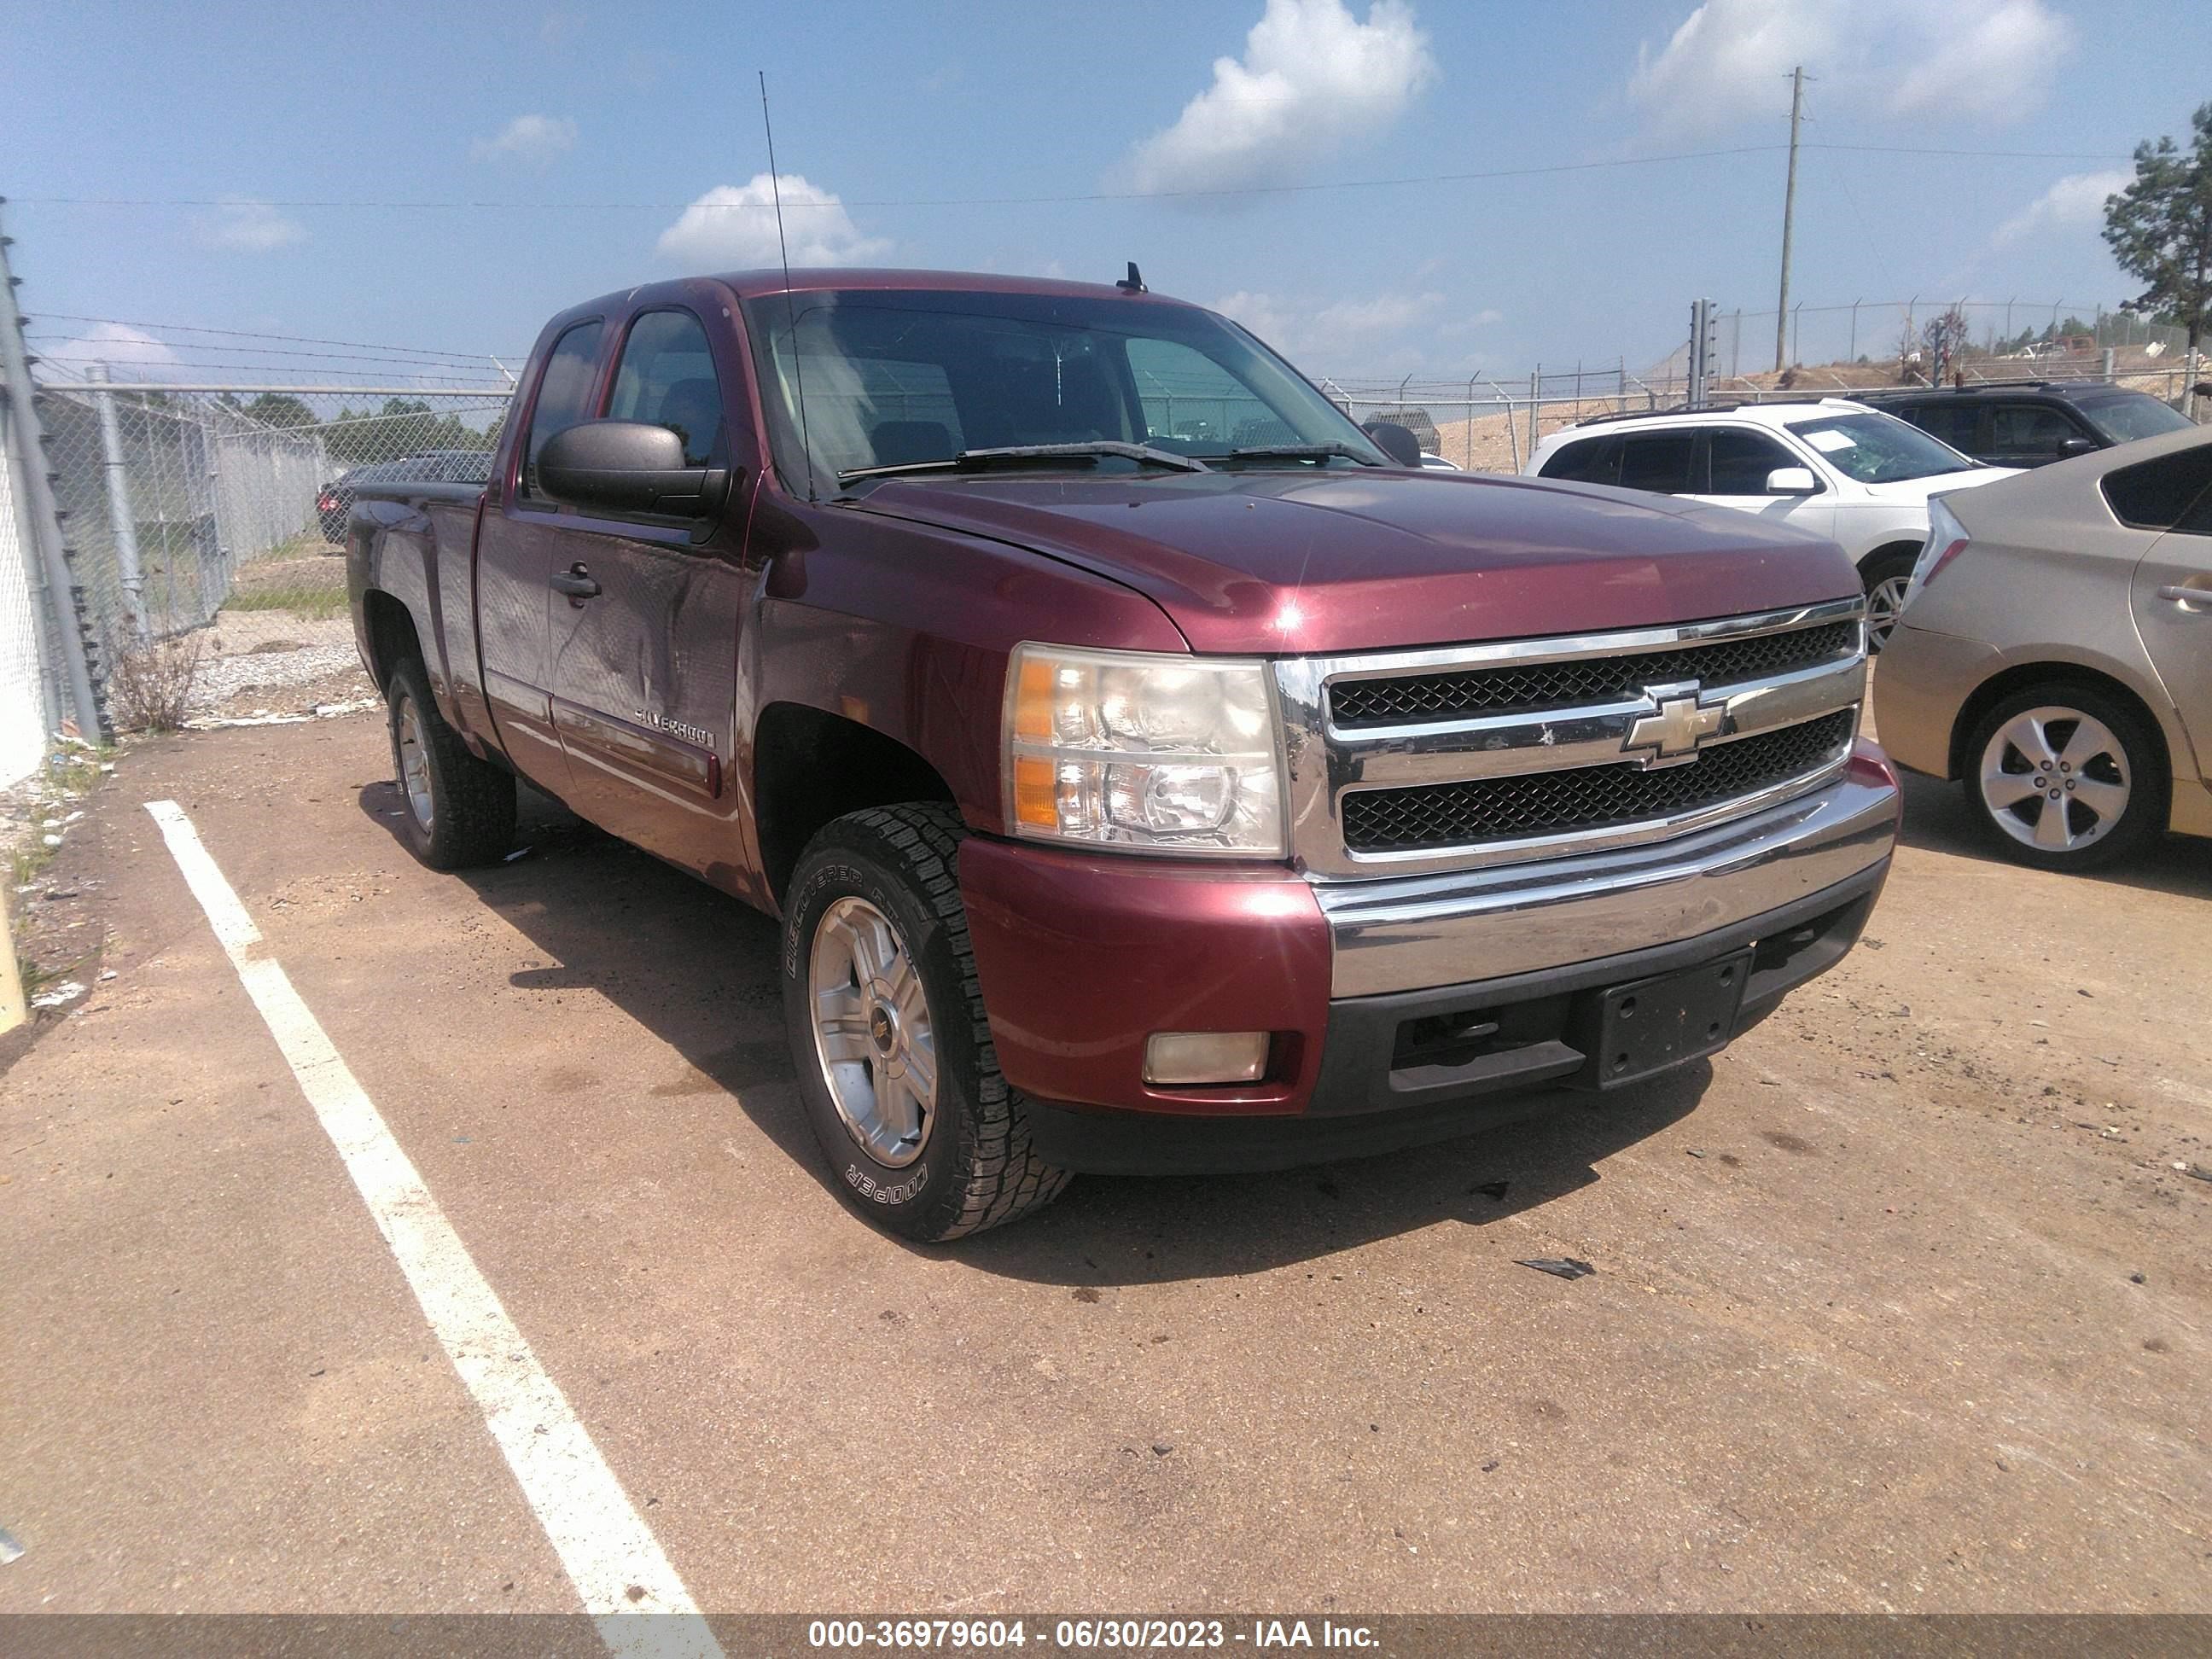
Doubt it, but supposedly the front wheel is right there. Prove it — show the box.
[1860,548,1917,653]
[781,804,1068,1242]
[1963,685,2166,871]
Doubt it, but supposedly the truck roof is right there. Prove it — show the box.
[630,267,1199,307]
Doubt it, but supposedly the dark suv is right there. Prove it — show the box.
[1863,381,2192,469]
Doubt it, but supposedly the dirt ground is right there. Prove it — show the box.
[1,706,2207,1620]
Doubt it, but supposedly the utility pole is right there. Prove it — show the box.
[1774,65,1804,374]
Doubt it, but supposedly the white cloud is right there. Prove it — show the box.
[655,174,890,271]
[194,197,306,253]
[1121,0,1436,198]
[471,114,578,165]
[1887,1,2069,118]
[1993,169,2131,247]
[49,323,183,382]
[1213,288,1447,358]
[1628,0,2069,135]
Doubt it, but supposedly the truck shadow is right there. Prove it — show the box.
[360,782,1707,1284]
[1896,771,2212,900]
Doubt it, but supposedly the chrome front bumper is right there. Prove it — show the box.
[1314,761,1901,998]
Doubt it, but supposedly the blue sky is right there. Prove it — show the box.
[4,0,2207,385]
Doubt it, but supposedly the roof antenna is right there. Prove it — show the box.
[759,71,817,504]
[1116,261,1146,294]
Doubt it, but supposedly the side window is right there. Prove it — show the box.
[1616,430,1697,494]
[608,310,725,468]
[1706,428,1800,495]
[1124,338,1279,447]
[2103,445,2212,533]
[1988,404,2076,460]
[1538,435,1618,485]
[1909,404,1980,451]
[521,321,606,499]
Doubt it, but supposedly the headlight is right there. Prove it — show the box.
[1004,643,1286,856]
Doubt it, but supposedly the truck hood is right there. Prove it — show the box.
[848,469,1860,655]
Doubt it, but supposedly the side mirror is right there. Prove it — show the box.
[1765,466,1819,495]
[538,420,730,519]
[2055,436,2097,459]
[1361,421,1424,468]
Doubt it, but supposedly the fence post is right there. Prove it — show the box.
[1526,368,1539,457]
[0,199,107,741]
[86,365,149,647]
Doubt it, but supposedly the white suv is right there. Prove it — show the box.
[1525,399,2017,647]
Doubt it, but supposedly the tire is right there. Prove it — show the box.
[781,804,1068,1242]
[385,656,517,870]
[1860,546,1918,653]
[1962,684,2167,872]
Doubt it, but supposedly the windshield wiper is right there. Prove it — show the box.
[839,441,1208,485]
[1213,442,1381,468]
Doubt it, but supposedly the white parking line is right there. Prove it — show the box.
[144,800,722,1658]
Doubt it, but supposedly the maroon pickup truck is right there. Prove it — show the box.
[349,268,1899,1240]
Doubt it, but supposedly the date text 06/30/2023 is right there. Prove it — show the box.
[806,1618,1382,1650]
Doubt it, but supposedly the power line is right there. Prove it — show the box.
[26,311,515,363]
[25,334,517,374]
[5,141,2136,216]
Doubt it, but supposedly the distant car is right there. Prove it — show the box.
[1862,382,2194,470]
[1417,452,1460,471]
[317,450,494,543]
[1879,422,2212,870]
[1525,399,2016,649]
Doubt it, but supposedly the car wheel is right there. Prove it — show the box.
[1964,686,2166,872]
[386,656,518,870]
[782,804,1068,1242]
[1860,548,1918,653]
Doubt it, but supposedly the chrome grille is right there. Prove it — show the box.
[1330,620,1859,726]
[1342,710,1856,853]
[1274,599,1869,880]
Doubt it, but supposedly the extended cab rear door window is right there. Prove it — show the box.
[521,321,606,501]
[607,309,726,468]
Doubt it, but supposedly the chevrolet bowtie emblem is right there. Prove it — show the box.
[1623,682,1728,767]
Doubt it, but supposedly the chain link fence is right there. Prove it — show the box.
[22,383,509,728]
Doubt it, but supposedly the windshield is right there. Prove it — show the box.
[1784,410,1979,483]
[739,289,1384,492]
[2077,391,2193,445]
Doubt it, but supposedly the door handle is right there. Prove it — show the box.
[2157,585,2212,612]
[550,563,601,602]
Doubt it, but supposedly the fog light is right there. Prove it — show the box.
[1144,1031,1268,1086]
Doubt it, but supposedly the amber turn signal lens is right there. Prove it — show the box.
[1014,657,1057,742]
[1013,755,1058,827]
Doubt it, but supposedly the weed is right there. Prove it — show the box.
[108,633,206,733]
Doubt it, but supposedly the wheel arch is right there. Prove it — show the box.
[1858,538,1924,578]
[359,589,422,694]
[752,701,960,907]
[1948,659,2173,786]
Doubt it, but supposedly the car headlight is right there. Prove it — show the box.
[1004,643,1287,857]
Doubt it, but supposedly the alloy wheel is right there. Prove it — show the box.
[1978,704,2131,856]
[807,896,937,1167]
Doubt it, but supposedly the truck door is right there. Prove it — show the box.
[543,306,751,874]
[2127,445,2212,787]
[474,317,606,792]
